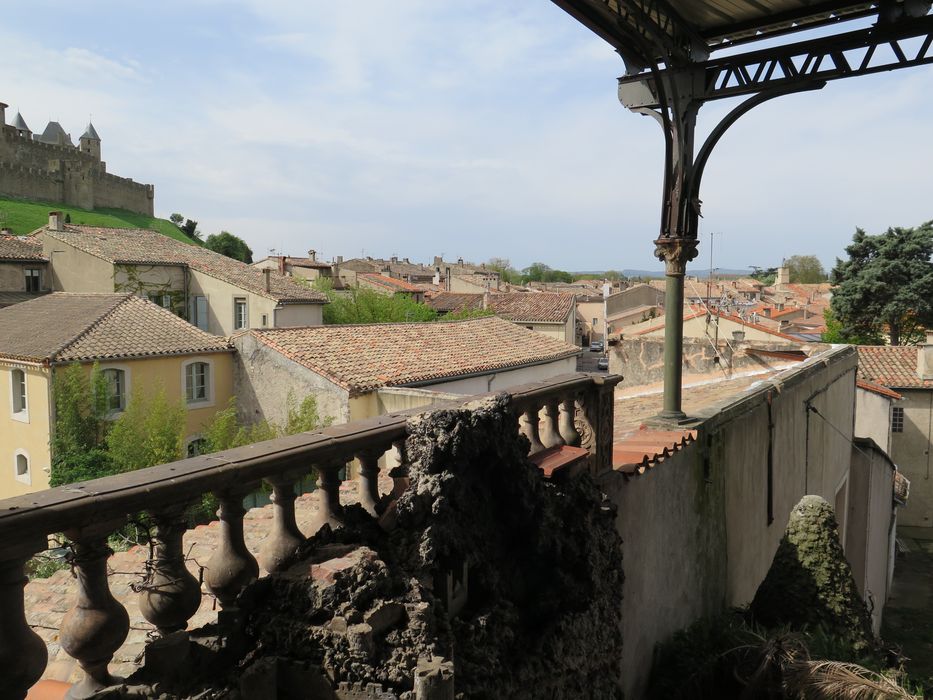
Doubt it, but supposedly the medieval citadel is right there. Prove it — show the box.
[0,101,154,216]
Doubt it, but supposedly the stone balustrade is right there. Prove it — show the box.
[0,372,619,698]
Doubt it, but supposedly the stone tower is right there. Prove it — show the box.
[11,111,31,138]
[79,122,101,161]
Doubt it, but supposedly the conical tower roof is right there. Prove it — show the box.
[81,122,100,141]
[11,111,29,132]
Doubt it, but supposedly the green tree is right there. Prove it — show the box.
[181,219,201,242]
[323,287,437,324]
[785,255,828,283]
[50,363,113,487]
[169,213,184,226]
[284,393,332,435]
[820,308,883,345]
[204,230,253,263]
[106,387,185,472]
[830,222,933,346]
[521,262,573,284]
[750,266,777,285]
[487,257,520,284]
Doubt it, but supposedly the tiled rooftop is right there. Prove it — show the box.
[252,315,580,395]
[38,225,327,304]
[0,293,231,363]
[358,273,422,293]
[0,233,46,261]
[427,291,575,323]
[857,345,933,389]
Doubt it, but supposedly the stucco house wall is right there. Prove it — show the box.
[0,261,49,292]
[274,303,323,328]
[37,234,114,293]
[891,388,933,527]
[0,362,52,499]
[411,356,579,396]
[232,333,349,428]
[855,386,894,454]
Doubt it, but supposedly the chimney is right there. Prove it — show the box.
[0,102,6,125]
[391,256,398,264]
[762,308,771,317]
[403,257,410,264]
[48,211,63,231]
[308,249,316,261]
[918,333,933,380]
[434,256,443,267]
[278,255,286,275]
[776,266,790,285]
[263,267,272,292]
[482,291,490,310]
[732,330,746,342]
[336,255,343,264]
[445,266,451,291]
[457,257,464,265]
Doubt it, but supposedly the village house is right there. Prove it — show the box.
[857,339,933,528]
[250,250,334,283]
[31,212,327,335]
[232,315,580,427]
[0,229,50,307]
[0,293,233,499]
[426,291,577,344]
[356,272,425,302]
[623,305,805,345]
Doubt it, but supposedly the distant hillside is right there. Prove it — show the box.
[0,196,196,244]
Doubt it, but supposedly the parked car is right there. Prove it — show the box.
[589,340,604,352]
[597,357,609,370]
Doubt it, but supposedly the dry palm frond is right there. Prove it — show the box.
[783,660,920,700]
[738,632,809,699]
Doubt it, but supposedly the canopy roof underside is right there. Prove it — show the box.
[553,1,892,57]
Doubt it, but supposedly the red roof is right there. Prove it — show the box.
[359,273,421,293]
[857,346,932,389]
[856,379,903,401]
[612,427,697,478]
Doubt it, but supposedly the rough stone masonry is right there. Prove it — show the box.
[103,395,625,699]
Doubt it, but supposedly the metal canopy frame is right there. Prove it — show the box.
[552,0,933,421]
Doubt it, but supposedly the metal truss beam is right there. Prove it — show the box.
[619,13,933,109]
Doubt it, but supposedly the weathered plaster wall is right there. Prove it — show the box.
[600,443,726,700]
[600,345,857,697]
[846,441,896,635]
[416,357,578,396]
[232,333,348,428]
[610,336,799,388]
[188,270,277,336]
[0,261,48,292]
[374,387,460,414]
[891,388,933,527]
[855,387,893,454]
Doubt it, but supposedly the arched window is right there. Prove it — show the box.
[13,450,30,485]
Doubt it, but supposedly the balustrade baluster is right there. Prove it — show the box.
[559,394,582,446]
[518,404,546,455]
[390,438,411,497]
[541,398,566,449]
[60,523,130,699]
[356,449,383,516]
[0,539,48,700]
[259,475,306,573]
[204,490,259,608]
[311,461,345,533]
[138,506,202,636]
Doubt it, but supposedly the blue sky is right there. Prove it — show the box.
[3,1,932,272]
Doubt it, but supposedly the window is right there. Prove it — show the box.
[10,368,27,418]
[234,297,248,330]
[892,406,905,433]
[13,450,30,485]
[188,296,209,331]
[185,361,211,404]
[24,268,40,293]
[186,437,208,458]
[261,314,268,327]
[102,368,127,413]
[149,293,172,310]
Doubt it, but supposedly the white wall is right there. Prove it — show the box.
[418,356,578,395]
[274,303,323,328]
[855,387,893,454]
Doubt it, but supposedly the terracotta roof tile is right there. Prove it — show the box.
[427,292,574,323]
[857,346,933,389]
[612,426,697,477]
[358,273,422,293]
[39,225,326,304]
[856,379,903,401]
[251,315,580,394]
[0,234,46,261]
[0,293,231,363]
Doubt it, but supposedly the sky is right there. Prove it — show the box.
[3,1,932,273]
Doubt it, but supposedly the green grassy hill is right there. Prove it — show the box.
[0,196,197,243]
